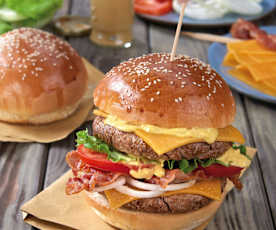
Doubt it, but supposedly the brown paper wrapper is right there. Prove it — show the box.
[0,59,104,143]
[21,147,257,230]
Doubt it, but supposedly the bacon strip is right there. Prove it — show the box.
[65,151,121,195]
[146,169,243,190]
[230,18,276,51]
[146,169,177,188]
[228,173,243,190]
[146,169,208,189]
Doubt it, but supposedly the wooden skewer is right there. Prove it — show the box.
[182,31,243,43]
[170,1,189,61]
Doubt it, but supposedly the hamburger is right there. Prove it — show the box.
[65,53,251,230]
[0,27,87,124]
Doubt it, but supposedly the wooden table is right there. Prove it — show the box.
[1,1,276,229]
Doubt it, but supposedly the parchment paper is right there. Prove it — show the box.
[0,59,104,143]
[21,147,257,230]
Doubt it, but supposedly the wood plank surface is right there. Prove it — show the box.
[242,16,276,223]
[149,23,275,229]
[0,143,48,230]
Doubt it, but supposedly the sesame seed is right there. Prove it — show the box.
[156,91,160,95]
[150,97,154,102]
[0,28,77,80]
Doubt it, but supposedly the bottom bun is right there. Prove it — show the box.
[0,99,81,125]
[84,189,227,230]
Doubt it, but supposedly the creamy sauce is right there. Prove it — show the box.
[104,114,219,144]
[217,148,251,168]
[130,164,165,180]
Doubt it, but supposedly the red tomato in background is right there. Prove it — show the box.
[134,0,172,16]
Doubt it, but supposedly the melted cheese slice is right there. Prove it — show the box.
[104,179,222,209]
[228,40,276,54]
[135,126,245,155]
[223,52,238,67]
[104,114,218,144]
[223,40,276,97]
[94,109,245,155]
[217,148,251,168]
[228,67,276,97]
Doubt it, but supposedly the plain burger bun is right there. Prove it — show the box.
[94,53,235,128]
[0,28,88,124]
[85,191,226,230]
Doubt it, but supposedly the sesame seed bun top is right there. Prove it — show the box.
[93,53,235,128]
[0,28,87,124]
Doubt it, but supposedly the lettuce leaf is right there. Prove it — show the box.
[0,0,63,34]
[0,20,12,33]
[165,157,231,174]
[5,0,63,20]
[76,129,136,163]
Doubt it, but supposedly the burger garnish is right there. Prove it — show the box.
[65,53,252,215]
[66,128,249,195]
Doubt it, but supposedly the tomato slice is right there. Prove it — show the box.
[134,0,172,16]
[200,164,243,177]
[77,145,153,174]
[77,145,130,174]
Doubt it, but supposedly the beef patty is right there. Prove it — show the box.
[122,179,226,213]
[122,193,210,213]
[93,116,232,160]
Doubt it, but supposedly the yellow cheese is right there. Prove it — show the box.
[224,40,276,93]
[130,164,165,179]
[226,51,276,82]
[104,189,137,209]
[164,179,222,201]
[94,109,245,155]
[104,179,222,209]
[104,114,218,143]
[217,148,251,168]
[223,52,238,67]
[228,40,276,54]
[228,67,276,97]
[135,126,245,155]
[94,109,109,117]
[216,125,245,144]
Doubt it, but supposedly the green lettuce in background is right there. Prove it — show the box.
[0,0,63,34]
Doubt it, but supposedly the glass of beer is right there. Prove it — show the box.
[90,0,134,48]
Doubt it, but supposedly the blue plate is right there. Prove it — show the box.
[208,26,276,104]
[137,0,276,27]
